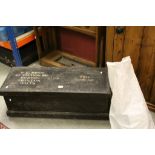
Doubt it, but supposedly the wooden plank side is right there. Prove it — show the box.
[96,27,102,66]
[105,26,115,62]
[34,26,43,60]
[47,27,57,51]
[62,26,96,37]
[99,27,106,67]
[150,79,155,104]
[123,26,144,72]
[112,26,125,61]
[41,26,49,52]
[137,27,155,101]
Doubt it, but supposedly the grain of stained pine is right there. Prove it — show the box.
[112,26,125,61]
[123,26,144,72]
[105,26,115,61]
[137,27,155,101]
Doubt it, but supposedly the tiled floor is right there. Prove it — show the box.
[0,62,110,129]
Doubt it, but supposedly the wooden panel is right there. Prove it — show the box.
[47,27,57,51]
[150,79,155,104]
[58,28,96,62]
[138,27,155,101]
[113,26,125,61]
[95,27,101,66]
[62,26,96,37]
[76,26,96,32]
[123,26,144,71]
[34,27,42,59]
[42,27,49,52]
[105,26,115,61]
[105,26,155,106]
[99,27,106,67]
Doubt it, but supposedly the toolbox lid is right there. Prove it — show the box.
[0,67,111,94]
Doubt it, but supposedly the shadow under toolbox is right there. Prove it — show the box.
[0,67,111,119]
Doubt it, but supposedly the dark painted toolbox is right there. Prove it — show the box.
[0,67,111,119]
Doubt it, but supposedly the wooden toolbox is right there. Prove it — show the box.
[0,67,111,119]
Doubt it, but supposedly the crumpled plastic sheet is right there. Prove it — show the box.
[107,56,155,129]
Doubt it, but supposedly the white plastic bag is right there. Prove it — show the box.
[107,56,155,129]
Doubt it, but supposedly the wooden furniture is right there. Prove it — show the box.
[34,26,105,67]
[105,26,155,110]
[40,50,96,67]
